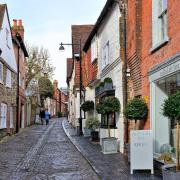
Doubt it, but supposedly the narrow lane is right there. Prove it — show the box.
[0,118,99,180]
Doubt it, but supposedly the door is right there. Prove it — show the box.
[0,103,7,129]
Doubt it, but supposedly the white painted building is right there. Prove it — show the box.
[83,0,124,152]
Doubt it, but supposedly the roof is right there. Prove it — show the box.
[71,25,94,55]
[83,0,114,52]
[66,58,73,82]
[0,4,6,29]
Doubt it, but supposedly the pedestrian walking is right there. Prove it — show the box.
[45,109,50,125]
[39,108,45,125]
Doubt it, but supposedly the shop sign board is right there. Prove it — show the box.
[130,130,154,174]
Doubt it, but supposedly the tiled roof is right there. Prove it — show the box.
[71,25,94,55]
[0,4,6,29]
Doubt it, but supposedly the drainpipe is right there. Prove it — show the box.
[16,40,20,133]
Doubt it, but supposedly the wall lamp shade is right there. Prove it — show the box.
[74,53,80,60]
[59,43,65,51]
[0,48,2,56]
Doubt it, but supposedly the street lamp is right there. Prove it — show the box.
[59,40,83,136]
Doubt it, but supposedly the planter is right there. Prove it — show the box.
[102,137,118,154]
[91,131,99,142]
[162,164,180,180]
[83,127,91,137]
[104,82,113,91]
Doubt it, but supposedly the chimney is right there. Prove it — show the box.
[13,19,17,27]
[18,19,22,27]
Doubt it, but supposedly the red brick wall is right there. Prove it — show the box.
[140,0,180,129]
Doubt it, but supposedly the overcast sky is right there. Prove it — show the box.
[1,0,106,87]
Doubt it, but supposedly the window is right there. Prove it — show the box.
[10,106,14,128]
[158,0,167,41]
[0,103,7,129]
[21,50,24,63]
[102,41,109,69]
[6,28,10,49]
[0,62,3,84]
[101,113,116,128]
[152,0,168,48]
[91,36,97,62]
[6,69,12,88]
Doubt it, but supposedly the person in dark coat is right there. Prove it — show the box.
[39,108,45,125]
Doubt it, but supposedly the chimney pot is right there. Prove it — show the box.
[13,19,17,27]
[18,19,22,26]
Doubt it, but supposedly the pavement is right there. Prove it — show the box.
[62,118,163,180]
[0,118,99,180]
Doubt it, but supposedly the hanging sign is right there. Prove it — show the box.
[130,130,154,174]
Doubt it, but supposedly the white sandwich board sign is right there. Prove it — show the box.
[130,130,154,174]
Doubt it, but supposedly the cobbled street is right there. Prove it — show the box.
[0,118,99,180]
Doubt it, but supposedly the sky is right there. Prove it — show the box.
[1,0,106,87]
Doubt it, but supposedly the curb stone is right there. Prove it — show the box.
[62,119,102,180]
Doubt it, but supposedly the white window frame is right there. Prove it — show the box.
[19,72,21,87]
[102,41,109,69]
[0,103,7,129]
[151,0,168,50]
[6,69,12,88]
[6,28,10,49]
[0,62,3,84]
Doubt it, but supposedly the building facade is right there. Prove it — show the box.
[83,0,124,152]
[12,19,28,130]
[127,0,180,157]
[0,4,17,138]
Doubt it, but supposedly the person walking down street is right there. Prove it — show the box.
[45,109,50,125]
[40,108,45,125]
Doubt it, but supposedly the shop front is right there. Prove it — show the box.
[149,52,180,157]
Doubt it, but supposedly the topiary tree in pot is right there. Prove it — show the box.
[162,91,180,176]
[124,98,148,130]
[81,100,94,112]
[103,96,121,137]
[104,77,113,90]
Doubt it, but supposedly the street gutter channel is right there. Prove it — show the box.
[62,118,101,180]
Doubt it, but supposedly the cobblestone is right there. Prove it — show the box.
[63,119,163,180]
[0,118,99,180]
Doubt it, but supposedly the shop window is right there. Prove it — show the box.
[155,72,180,154]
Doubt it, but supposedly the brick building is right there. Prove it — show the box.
[127,0,180,156]
[67,25,94,127]
[12,19,28,130]
[59,87,68,117]
[0,4,17,138]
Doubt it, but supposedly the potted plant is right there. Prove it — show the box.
[124,98,148,130]
[57,112,62,118]
[81,100,94,112]
[124,98,148,161]
[101,96,120,154]
[85,116,100,142]
[99,82,104,94]
[161,91,180,179]
[104,77,113,91]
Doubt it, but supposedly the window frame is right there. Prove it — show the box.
[102,41,109,69]
[6,69,12,88]
[0,62,3,84]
